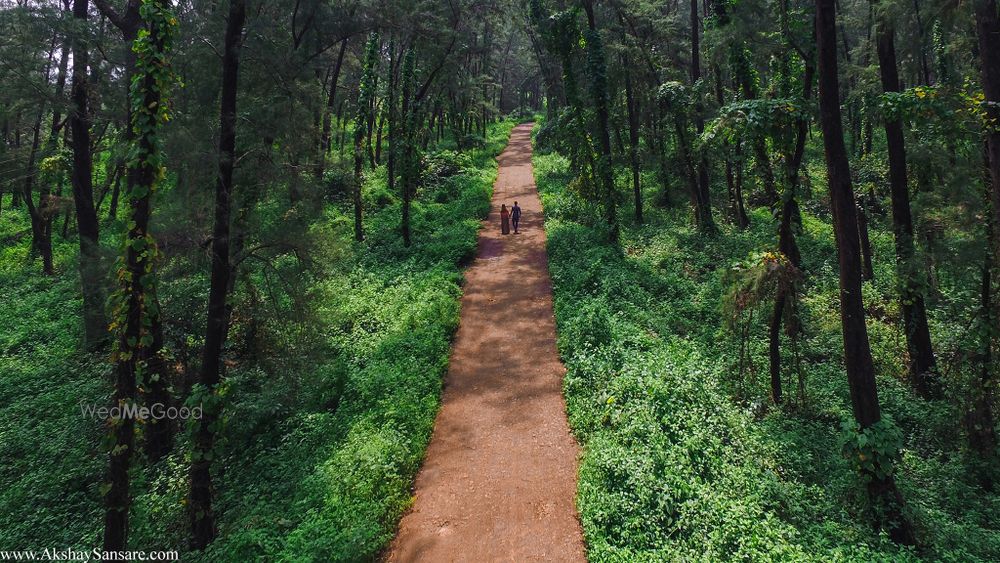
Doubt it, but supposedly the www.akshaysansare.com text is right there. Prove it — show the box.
[0,549,178,561]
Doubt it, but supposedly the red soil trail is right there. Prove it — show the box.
[386,123,586,562]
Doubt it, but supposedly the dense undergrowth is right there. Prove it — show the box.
[0,120,514,560]
[533,129,1000,560]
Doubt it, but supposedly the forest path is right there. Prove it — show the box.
[386,123,586,562]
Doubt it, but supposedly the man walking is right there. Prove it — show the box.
[511,201,522,234]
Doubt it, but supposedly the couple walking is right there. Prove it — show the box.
[500,202,521,235]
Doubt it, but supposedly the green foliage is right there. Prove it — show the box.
[0,118,514,559]
[841,417,904,482]
[721,250,800,331]
[702,98,809,148]
[533,139,1000,561]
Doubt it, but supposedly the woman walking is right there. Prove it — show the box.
[500,204,511,235]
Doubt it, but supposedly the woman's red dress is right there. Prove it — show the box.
[501,208,510,234]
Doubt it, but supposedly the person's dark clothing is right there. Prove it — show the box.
[511,204,521,233]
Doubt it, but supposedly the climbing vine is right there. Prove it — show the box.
[108,0,177,381]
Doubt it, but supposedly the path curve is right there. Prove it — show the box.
[387,123,586,562]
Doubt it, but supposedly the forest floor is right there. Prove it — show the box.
[387,123,586,561]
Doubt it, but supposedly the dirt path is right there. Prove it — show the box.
[387,123,586,562]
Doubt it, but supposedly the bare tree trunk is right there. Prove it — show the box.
[70,0,108,350]
[317,36,348,178]
[189,0,246,550]
[873,11,939,397]
[817,0,915,544]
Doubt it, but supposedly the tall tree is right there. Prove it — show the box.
[103,0,175,549]
[970,0,1000,475]
[872,3,939,398]
[816,0,915,543]
[582,0,619,242]
[70,0,108,349]
[189,0,246,549]
[352,32,379,243]
[318,35,349,174]
[22,31,63,276]
[623,50,642,223]
[97,0,172,461]
[400,46,415,247]
[688,0,715,232]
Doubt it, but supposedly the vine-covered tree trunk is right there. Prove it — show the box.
[689,0,715,232]
[386,37,398,196]
[400,47,415,247]
[623,53,642,223]
[582,0,619,242]
[94,0,171,459]
[104,1,173,549]
[969,154,997,490]
[858,200,874,281]
[38,39,71,276]
[816,0,915,544]
[70,0,108,350]
[768,52,812,406]
[352,33,379,243]
[874,12,939,398]
[714,63,748,229]
[970,0,1000,473]
[189,0,245,549]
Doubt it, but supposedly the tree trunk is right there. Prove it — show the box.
[714,62,748,229]
[70,0,108,350]
[23,35,58,275]
[689,0,716,232]
[38,38,70,275]
[582,0,618,242]
[103,0,171,548]
[969,235,996,489]
[352,33,379,243]
[974,0,1000,293]
[768,55,812,405]
[317,37,348,178]
[858,197,874,281]
[387,38,398,196]
[873,13,939,398]
[623,54,642,223]
[816,0,915,544]
[400,48,414,247]
[189,0,245,550]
